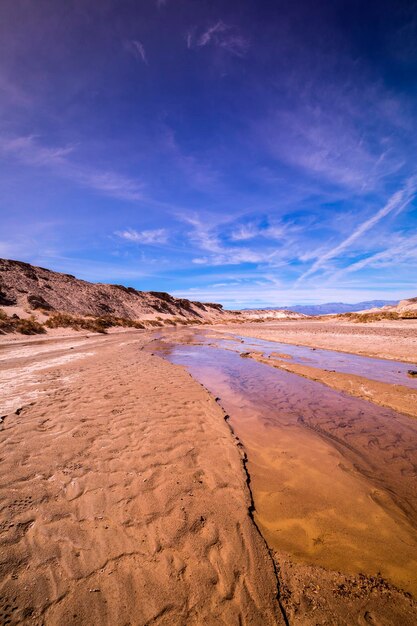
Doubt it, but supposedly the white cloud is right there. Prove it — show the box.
[191,249,266,266]
[297,177,417,283]
[2,134,73,165]
[188,21,248,57]
[125,40,148,65]
[333,232,417,277]
[257,73,410,192]
[198,22,228,47]
[180,214,281,266]
[230,222,286,241]
[230,223,260,241]
[115,228,168,244]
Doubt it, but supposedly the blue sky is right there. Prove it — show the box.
[1,0,417,308]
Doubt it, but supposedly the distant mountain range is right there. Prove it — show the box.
[276,300,399,316]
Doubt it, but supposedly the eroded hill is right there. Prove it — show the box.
[0,258,233,333]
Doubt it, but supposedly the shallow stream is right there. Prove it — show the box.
[152,330,417,595]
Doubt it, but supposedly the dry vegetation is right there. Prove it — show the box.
[0,309,46,335]
[44,312,146,333]
[333,311,417,322]
[0,308,211,335]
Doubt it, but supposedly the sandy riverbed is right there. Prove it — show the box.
[219,318,417,362]
[1,322,417,625]
[152,328,417,624]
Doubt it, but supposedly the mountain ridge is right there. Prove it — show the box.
[244,300,399,316]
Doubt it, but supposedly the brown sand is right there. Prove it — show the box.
[2,322,417,625]
[219,318,417,362]
[0,332,284,625]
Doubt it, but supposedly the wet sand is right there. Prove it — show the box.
[217,334,417,390]
[243,351,417,419]
[0,332,283,625]
[154,329,417,624]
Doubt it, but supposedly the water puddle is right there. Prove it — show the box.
[151,329,417,596]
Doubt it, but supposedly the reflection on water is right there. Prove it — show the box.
[153,330,417,595]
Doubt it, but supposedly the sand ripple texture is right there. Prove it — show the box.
[0,335,283,625]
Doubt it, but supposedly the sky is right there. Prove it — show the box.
[1,0,417,308]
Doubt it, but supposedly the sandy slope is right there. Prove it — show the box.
[0,258,230,323]
[0,332,284,625]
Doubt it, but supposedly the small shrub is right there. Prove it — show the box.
[164,318,176,325]
[399,310,417,319]
[15,317,46,334]
[130,320,145,329]
[44,312,146,333]
[0,310,45,335]
[45,313,80,329]
[351,311,400,323]
[45,313,108,333]
[145,320,163,327]
[333,311,403,323]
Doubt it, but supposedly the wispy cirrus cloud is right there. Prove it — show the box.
[198,22,228,47]
[115,228,168,244]
[297,177,417,283]
[333,232,417,278]
[180,214,286,266]
[1,134,144,202]
[229,223,260,241]
[261,104,404,191]
[187,21,248,57]
[254,41,415,194]
[182,215,262,265]
[124,40,148,65]
[230,221,286,241]
[2,135,73,165]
